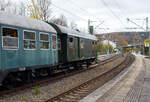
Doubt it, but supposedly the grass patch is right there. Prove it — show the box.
[33,87,41,95]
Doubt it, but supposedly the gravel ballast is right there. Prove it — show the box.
[0,55,126,102]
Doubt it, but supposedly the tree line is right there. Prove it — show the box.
[0,0,78,29]
[96,41,115,54]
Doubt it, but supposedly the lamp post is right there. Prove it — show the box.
[107,28,110,54]
[141,34,145,55]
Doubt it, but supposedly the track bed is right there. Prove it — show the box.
[0,54,129,102]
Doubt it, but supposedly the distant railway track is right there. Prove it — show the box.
[45,54,135,102]
[0,54,121,97]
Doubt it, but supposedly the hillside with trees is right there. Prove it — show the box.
[96,31,148,47]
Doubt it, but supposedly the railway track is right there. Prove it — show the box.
[45,54,135,102]
[0,54,121,97]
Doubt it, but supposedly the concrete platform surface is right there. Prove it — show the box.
[98,53,117,61]
[80,54,149,102]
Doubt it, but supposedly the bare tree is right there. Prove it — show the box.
[18,1,26,16]
[37,0,51,21]
[27,0,51,21]
[0,0,10,11]
[0,0,26,16]
[0,0,18,14]
[52,14,68,27]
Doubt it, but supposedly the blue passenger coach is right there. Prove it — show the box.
[0,12,58,86]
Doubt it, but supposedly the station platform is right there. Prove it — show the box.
[80,54,150,102]
[98,53,117,61]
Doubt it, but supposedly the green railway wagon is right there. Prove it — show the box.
[49,23,98,67]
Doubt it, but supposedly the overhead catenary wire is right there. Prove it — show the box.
[67,0,103,21]
[67,0,106,31]
[51,3,88,22]
[94,0,121,31]
[97,0,126,28]
[67,0,90,15]
[93,0,114,32]
[101,0,125,27]
[113,0,138,29]
[52,0,127,33]
[127,18,146,31]
[113,0,127,18]
[113,0,136,31]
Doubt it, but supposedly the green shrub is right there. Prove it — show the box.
[33,87,41,95]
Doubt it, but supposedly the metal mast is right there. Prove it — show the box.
[145,17,150,55]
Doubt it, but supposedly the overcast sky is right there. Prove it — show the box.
[51,0,150,33]
[13,0,150,34]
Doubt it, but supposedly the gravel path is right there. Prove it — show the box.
[0,55,126,102]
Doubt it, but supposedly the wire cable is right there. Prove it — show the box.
[98,0,126,28]
[113,0,126,17]
[68,0,90,14]
[51,3,88,22]
[67,0,102,20]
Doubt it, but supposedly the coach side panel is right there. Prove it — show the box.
[0,25,58,71]
[0,25,2,70]
[21,29,58,68]
[79,38,93,60]
[67,35,79,62]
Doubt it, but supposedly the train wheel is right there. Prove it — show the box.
[3,74,21,89]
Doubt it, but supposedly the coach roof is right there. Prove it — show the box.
[0,11,56,33]
[49,23,98,41]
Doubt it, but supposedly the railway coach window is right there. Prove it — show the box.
[95,41,97,45]
[58,38,61,50]
[80,40,84,49]
[69,37,73,48]
[2,27,18,49]
[69,38,73,42]
[40,33,49,49]
[24,31,36,49]
[92,41,95,45]
[52,35,56,49]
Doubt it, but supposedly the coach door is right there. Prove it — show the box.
[1,27,20,69]
[58,35,62,63]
